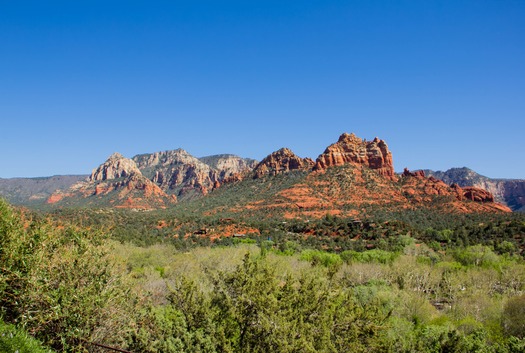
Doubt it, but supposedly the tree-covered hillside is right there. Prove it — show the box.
[2,197,525,352]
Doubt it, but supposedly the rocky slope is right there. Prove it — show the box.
[253,148,315,179]
[314,133,396,180]
[424,167,525,212]
[47,153,175,209]
[185,162,510,221]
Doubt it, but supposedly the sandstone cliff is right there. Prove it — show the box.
[132,149,218,198]
[199,154,258,180]
[315,133,396,180]
[89,152,141,181]
[47,153,175,209]
[253,148,314,179]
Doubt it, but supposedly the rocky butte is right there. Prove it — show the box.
[253,148,315,179]
[314,133,396,180]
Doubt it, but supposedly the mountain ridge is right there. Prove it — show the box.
[423,167,525,212]
[0,134,518,214]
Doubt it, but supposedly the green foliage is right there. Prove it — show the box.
[0,319,54,353]
[341,249,399,264]
[5,195,525,352]
[276,240,301,255]
[129,304,215,353]
[300,249,343,268]
[233,237,257,245]
[128,252,395,352]
[503,294,525,338]
[0,198,130,352]
[453,245,501,268]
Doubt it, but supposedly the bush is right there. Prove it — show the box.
[453,245,500,268]
[503,294,525,338]
[300,249,343,268]
[340,249,398,264]
[0,319,54,353]
[0,198,130,352]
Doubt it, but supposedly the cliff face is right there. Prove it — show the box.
[47,153,175,209]
[89,152,141,181]
[199,154,258,180]
[47,150,258,206]
[315,133,396,180]
[425,167,525,212]
[253,148,314,179]
[133,149,219,197]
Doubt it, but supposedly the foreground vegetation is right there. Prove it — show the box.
[1,198,525,352]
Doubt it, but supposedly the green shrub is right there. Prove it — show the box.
[340,249,398,264]
[300,249,343,268]
[503,294,525,338]
[0,319,54,353]
[0,198,130,352]
[453,245,500,268]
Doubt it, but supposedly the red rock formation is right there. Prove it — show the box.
[315,133,396,180]
[253,148,315,179]
[47,153,176,209]
[401,168,508,211]
[462,187,494,203]
[403,168,426,178]
[46,193,68,204]
[422,167,525,211]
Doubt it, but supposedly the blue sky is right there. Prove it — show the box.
[1,1,524,179]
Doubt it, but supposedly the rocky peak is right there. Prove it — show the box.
[89,152,141,182]
[253,148,315,179]
[315,133,396,180]
[132,149,218,197]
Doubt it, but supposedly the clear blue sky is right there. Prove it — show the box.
[1,1,524,179]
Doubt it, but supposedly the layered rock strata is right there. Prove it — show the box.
[315,133,396,180]
[133,149,218,196]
